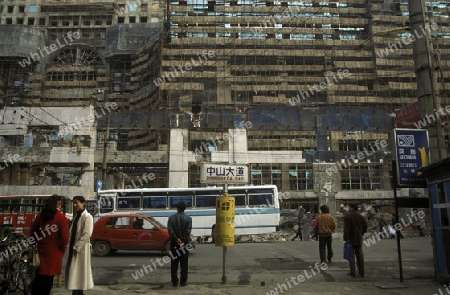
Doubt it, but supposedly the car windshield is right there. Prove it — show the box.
[149,216,166,228]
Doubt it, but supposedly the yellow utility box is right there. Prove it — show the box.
[215,193,235,247]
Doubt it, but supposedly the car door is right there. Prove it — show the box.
[132,216,167,250]
[100,216,133,249]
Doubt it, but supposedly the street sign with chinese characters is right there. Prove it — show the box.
[392,129,429,187]
[200,163,249,184]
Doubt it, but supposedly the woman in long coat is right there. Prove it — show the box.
[30,194,69,295]
[65,195,94,295]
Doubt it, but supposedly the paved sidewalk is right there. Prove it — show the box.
[51,279,447,295]
[48,237,446,295]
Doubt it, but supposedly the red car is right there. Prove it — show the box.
[91,213,171,256]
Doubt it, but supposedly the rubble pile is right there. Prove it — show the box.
[198,204,431,243]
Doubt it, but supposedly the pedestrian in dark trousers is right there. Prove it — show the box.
[292,206,304,241]
[168,202,192,287]
[344,203,368,278]
[315,205,336,264]
[291,218,303,241]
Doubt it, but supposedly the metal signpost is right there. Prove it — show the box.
[200,163,249,284]
[391,128,429,282]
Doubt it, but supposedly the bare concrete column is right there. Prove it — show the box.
[169,128,190,188]
[228,128,247,164]
[409,1,446,161]
[281,163,290,192]
[313,163,338,215]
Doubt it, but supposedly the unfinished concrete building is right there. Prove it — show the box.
[0,0,449,212]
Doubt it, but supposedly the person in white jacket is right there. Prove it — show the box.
[65,196,94,295]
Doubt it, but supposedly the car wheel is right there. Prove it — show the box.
[164,241,171,255]
[93,241,110,257]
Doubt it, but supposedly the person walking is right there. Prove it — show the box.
[168,201,192,287]
[378,214,388,236]
[291,217,303,241]
[413,210,426,237]
[310,215,318,241]
[65,196,94,295]
[30,194,69,295]
[291,206,304,241]
[340,204,349,215]
[343,203,368,277]
[315,205,336,264]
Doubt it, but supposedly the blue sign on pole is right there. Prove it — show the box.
[393,129,429,187]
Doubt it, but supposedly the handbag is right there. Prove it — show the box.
[32,249,40,268]
[343,242,354,262]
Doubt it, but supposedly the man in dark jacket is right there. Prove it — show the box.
[168,202,192,287]
[343,203,368,277]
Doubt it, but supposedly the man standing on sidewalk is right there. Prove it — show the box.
[168,202,192,287]
[315,205,336,264]
[344,203,368,277]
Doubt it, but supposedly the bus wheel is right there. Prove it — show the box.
[164,241,171,255]
[94,241,110,257]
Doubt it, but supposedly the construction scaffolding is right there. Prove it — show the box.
[0,0,448,200]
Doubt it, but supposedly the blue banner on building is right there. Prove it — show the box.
[393,129,429,187]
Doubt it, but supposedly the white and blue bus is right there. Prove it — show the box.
[95,185,280,237]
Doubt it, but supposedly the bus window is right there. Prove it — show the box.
[20,199,35,214]
[117,197,141,209]
[142,196,167,209]
[228,194,245,207]
[117,195,141,209]
[169,195,193,208]
[10,199,20,213]
[195,195,216,208]
[228,188,247,207]
[86,200,98,215]
[0,199,10,213]
[98,196,114,213]
[249,194,273,207]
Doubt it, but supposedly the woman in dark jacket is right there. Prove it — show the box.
[30,194,70,295]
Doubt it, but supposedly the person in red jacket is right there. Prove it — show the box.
[30,194,69,295]
[309,215,318,241]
